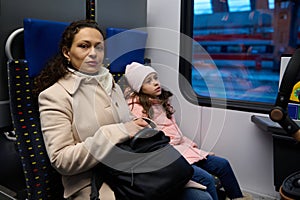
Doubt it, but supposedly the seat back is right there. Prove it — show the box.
[6,19,148,200]
[23,18,69,77]
[105,27,148,82]
[7,18,69,200]
[8,60,65,200]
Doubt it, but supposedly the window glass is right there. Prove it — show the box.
[269,0,275,9]
[194,0,212,15]
[189,0,300,113]
[228,0,251,12]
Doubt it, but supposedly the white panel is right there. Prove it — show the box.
[146,0,181,69]
[146,0,203,143]
[201,107,278,198]
[147,0,280,198]
[279,56,291,87]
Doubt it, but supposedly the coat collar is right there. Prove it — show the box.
[58,72,116,95]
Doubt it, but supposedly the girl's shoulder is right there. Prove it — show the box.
[127,95,140,104]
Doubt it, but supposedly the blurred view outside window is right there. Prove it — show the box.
[192,0,299,105]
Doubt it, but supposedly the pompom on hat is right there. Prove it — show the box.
[125,62,157,92]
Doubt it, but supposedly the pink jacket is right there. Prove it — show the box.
[128,97,208,164]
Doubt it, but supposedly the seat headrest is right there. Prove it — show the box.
[23,18,69,77]
[105,27,148,73]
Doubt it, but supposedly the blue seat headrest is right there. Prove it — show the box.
[105,27,148,73]
[23,18,69,77]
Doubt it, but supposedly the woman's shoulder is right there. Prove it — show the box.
[39,74,74,98]
[39,81,68,101]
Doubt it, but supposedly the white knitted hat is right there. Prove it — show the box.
[125,62,157,92]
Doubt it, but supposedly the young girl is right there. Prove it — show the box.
[124,62,252,200]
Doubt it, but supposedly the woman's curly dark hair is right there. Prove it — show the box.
[33,19,105,95]
[129,88,175,119]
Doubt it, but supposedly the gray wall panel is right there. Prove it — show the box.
[96,0,147,31]
[0,0,86,128]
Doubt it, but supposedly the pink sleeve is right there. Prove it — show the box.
[182,135,209,155]
[161,116,184,145]
[182,135,198,147]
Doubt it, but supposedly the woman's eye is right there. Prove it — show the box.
[95,45,104,51]
[79,44,89,48]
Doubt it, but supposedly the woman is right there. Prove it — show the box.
[34,19,213,200]
[124,62,252,200]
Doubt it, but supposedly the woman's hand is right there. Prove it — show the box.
[133,118,149,127]
[185,180,207,190]
[128,118,151,138]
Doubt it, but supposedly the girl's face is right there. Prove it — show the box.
[141,73,161,97]
[63,27,104,74]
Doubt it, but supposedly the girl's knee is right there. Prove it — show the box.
[217,157,231,168]
[207,173,216,184]
[201,172,215,185]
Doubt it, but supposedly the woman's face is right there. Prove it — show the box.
[63,27,104,74]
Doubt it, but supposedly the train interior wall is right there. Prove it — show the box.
[147,0,280,199]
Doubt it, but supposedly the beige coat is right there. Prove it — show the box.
[38,71,142,198]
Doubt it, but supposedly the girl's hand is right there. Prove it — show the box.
[208,152,215,156]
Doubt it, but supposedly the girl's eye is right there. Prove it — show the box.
[144,79,151,84]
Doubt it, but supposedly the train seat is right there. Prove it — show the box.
[5,18,69,200]
[105,27,148,82]
[5,18,148,200]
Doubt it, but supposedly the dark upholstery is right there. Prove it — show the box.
[7,59,64,200]
[6,18,69,200]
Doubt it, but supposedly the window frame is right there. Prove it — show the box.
[179,0,275,114]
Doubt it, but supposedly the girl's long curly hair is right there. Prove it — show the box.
[33,19,105,95]
[128,88,175,119]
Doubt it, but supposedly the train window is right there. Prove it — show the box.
[227,45,244,53]
[194,0,212,15]
[180,0,300,113]
[269,0,275,9]
[227,0,251,12]
[206,46,222,53]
